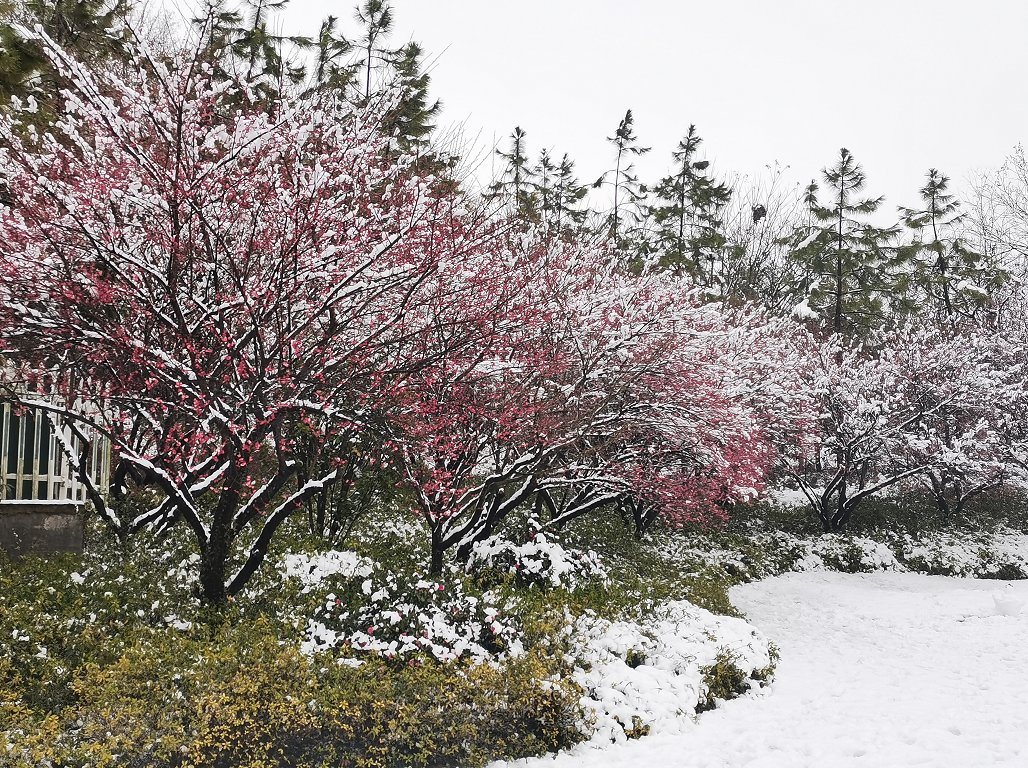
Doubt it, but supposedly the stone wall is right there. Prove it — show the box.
[0,503,84,557]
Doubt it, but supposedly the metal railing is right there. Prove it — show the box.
[0,401,110,504]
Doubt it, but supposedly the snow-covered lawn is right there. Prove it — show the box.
[506,572,1028,767]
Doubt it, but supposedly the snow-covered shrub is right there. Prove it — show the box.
[302,567,522,664]
[467,533,607,590]
[4,614,585,768]
[804,535,903,573]
[569,600,774,743]
[282,550,375,592]
[697,648,753,713]
[893,529,1028,579]
[654,528,814,583]
[656,520,1028,583]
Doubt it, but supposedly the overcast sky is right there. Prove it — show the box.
[278,0,1028,210]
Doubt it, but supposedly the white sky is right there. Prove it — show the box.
[277,1,1028,209]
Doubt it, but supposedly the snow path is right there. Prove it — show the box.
[513,572,1028,767]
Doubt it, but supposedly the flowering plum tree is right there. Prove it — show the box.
[606,306,810,537]
[785,334,924,532]
[385,232,555,574]
[391,238,657,574]
[392,237,801,569]
[889,326,1025,516]
[784,323,1026,531]
[0,31,501,602]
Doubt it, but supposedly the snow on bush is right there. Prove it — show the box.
[570,602,774,744]
[166,552,201,588]
[282,550,374,592]
[894,529,1028,578]
[797,535,903,572]
[781,529,1028,577]
[658,527,1028,581]
[467,533,607,590]
[282,552,523,663]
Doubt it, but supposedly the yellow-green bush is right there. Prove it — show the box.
[697,648,759,713]
[2,617,584,768]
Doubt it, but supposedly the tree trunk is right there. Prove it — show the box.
[429,527,445,577]
[199,528,229,606]
[200,468,245,605]
[834,184,845,335]
[929,472,950,516]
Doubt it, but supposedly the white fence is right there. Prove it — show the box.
[0,402,110,504]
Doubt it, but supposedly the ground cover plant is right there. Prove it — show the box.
[0,508,784,767]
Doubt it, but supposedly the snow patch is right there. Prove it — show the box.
[282,550,374,592]
[570,602,772,745]
[500,572,1028,767]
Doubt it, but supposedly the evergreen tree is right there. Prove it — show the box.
[353,0,392,101]
[383,41,440,153]
[649,124,732,283]
[595,109,650,250]
[308,14,355,93]
[308,10,444,168]
[487,126,537,219]
[531,149,590,238]
[896,169,1003,326]
[552,153,589,234]
[534,148,557,226]
[0,0,133,118]
[788,148,902,336]
[801,178,820,223]
[190,1,310,115]
[234,0,309,101]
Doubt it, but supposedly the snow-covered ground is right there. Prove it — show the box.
[504,572,1028,767]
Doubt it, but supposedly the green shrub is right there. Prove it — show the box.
[681,573,741,616]
[697,649,752,713]
[751,642,780,684]
[977,562,1028,580]
[617,715,650,739]
[624,648,647,669]
[3,618,584,768]
[812,536,870,573]
[2,502,779,766]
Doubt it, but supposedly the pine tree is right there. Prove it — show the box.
[308,10,442,166]
[531,149,590,239]
[649,124,732,283]
[384,42,440,153]
[354,0,392,101]
[534,148,557,226]
[595,109,650,250]
[0,0,134,117]
[487,126,537,219]
[234,0,309,102]
[896,169,1002,326]
[788,148,902,336]
[552,154,589,234]
[192,1,243,73]
[190,0,310,115]
[309,15,355,93]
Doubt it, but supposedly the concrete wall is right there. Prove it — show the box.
[0,503,84,557]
